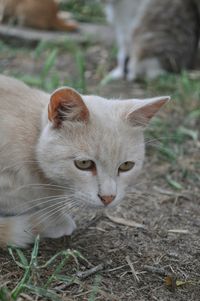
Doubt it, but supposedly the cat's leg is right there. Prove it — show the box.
[41,213,76,239]
[143,58,166,79]
[0,215,35,248]
[126,56,138,81]
[0,212,76,248]
[127,57,166,81]
[107,45,127,80]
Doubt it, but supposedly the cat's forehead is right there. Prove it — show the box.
[68,96,143,162]
[82,95,137,121]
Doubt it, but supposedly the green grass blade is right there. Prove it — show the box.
[0,286,12,301]
[41,48,58,80]
[166,175,183,190]
[23,284,62,301]
[88,275,101,301]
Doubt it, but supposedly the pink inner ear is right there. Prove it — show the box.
[127,96,170,126]
[136,98,167,119]
[48,88,89,127]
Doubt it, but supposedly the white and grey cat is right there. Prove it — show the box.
[103,0,200,80]
[0,75,169,248]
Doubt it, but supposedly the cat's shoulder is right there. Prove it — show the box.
[0,74,29,90]
[0,75,49,109]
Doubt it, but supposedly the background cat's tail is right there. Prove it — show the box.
[53,17,79,32]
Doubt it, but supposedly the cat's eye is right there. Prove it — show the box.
[118,161,135,173]
[74,160,95,171]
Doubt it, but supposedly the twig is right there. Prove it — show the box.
[153,186,175,196]
[125,256,140,283]
[143,265,167,276]
[105,212,145,229]
[168,229,189,234]
[53,261,111,291]
[76,263,105,279]
[20,293,35,301]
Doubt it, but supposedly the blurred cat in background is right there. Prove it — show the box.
[0,0,78,31]
[103,0,200,80]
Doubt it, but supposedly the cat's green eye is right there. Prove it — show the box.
[74,160,95,171]
[119,161,135,173]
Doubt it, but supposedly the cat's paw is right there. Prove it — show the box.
[101,67,124,85]
[43,215,76,239]
[108,66,124,80]
[2,216,35,248]
[126,71,137,82]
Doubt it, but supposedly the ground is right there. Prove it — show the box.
[0,2,200,300]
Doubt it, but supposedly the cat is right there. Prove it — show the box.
[103,0,200,80]
[0,75,169,248]
[0,0,78,31]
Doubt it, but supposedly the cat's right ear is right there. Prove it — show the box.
[125,96,170,127]
[48,87,89,128]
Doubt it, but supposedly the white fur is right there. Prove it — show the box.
[0,75,169,247]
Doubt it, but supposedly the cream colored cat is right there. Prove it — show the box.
[103,0,200,80]
[0,75,169,248]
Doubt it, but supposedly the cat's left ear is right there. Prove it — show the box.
[48,87,89,127]
[126,96,170,127]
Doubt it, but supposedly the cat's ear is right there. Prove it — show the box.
[48,87,89,127]
[126,96,170,127]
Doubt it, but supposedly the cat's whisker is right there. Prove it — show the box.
[28,199,82,232]
[28,203,67,232]
[145,134,181,143]
[16,194,70,215]
[29,198,66,219]
[14,187,84,216]
[15,183,69,191]
[29,196,81,220]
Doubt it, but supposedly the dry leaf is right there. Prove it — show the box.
[164,275,195,290]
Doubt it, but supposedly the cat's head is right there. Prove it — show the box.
[37,87,169,208]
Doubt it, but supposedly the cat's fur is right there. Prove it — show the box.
[0,75,169,247]
[103,0,200,80]
[0,0,78,31]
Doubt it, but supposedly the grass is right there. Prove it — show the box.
[13,40,87,93]
[1,236,94,301]
[145,72,200,190]
[60,0,105,23]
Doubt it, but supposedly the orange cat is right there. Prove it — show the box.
[0,0,78,31]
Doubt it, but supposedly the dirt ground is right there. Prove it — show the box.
[0,39,200,301]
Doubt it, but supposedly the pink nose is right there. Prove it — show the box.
[98,195,115,206]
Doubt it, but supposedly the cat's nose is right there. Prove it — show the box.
[98,195,115,206]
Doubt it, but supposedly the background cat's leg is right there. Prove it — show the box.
[127,57,166,81]
[0,215,34,248]
[126,55,138,81]
[108,45,127,80]
[41,213,76,239]
[141,58,166,80]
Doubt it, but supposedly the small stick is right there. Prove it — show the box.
[125,255,140,283]
[143,265,167,276]
[105,212,145,229]
[54,261,111,291]
[76,263,104,279]
[168,229,189,234]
